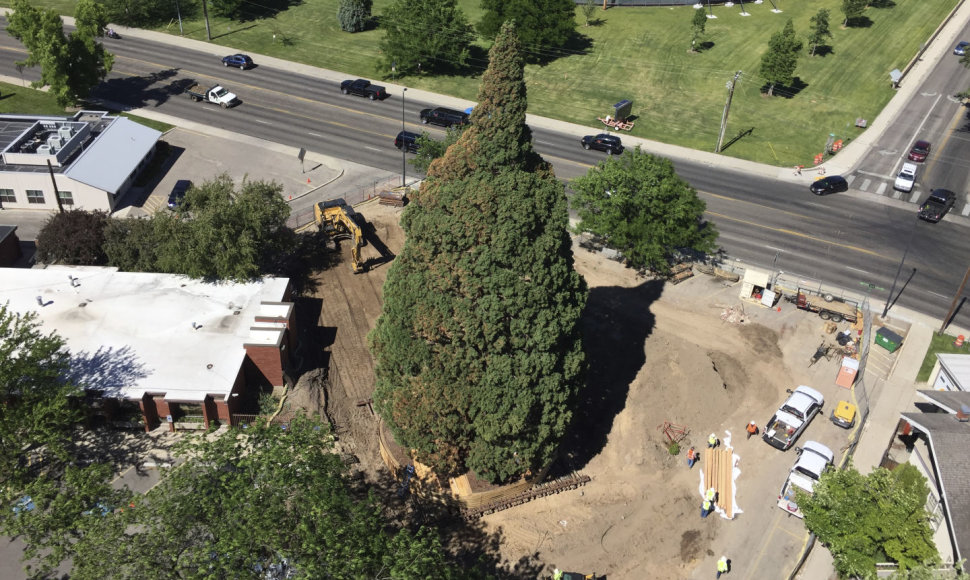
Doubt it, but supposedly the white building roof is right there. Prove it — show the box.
[938,354,970,389]
[0,266,290,403]
[64,117,161,194]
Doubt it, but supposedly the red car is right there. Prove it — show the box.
[908,140,931,162]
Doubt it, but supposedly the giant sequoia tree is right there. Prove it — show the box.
[370,21,587,483]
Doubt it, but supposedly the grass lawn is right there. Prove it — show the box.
[0,80,174,132]
[28,0,957,166]
[916,331,969,382]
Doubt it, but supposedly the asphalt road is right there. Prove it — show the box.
[2,20,970,328]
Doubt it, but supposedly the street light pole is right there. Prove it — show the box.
[175,0,183,35]
[882,222,916,318]
[401,87,407,187]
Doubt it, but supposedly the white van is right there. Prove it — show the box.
[894,162,917,192]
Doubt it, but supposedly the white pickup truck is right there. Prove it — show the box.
[185,84,238,108]
[763,385,824,451]
[777,441,834,518]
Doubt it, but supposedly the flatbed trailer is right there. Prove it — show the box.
[795,288,858,323]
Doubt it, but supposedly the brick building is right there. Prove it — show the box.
[0,266,295,431]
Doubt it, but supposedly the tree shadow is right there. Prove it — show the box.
[811,45,834,57]
[696,40,715,52]
[225,0,304,22]
[552,279,665,476]
[843,16,873,28]
[263,229,337,296]
[88,68,183,111]
[868,0,895,7]
[210,23,259,41]
[527,32,593,66]
[760,77,808,99]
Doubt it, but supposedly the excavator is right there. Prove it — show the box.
[314,199,365,274]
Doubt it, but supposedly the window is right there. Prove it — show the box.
[57,191,74,206]
[0,189,14,203]
[26,190,44,204]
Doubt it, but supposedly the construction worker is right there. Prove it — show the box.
[716,556,730,578]
[701,499,712,518]
[746,421,759,440]
[553,569,563,580]
[708,432,718,448]
[705,487,717,505]
[687,446,697,469]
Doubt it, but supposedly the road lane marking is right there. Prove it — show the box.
[846,266,872,274]
[254,119,269,124]
[705,211,884,258]
[875,182,887,196]
[364,146,380,152]
[897,93,943,174]
[929,291,948,299]
[308,132,323,137]
[861,178,872,191]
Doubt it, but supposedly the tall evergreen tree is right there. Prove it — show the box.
[337,0,371,33]
[370,21,587,483]
[690,7,707,52]
[759,19,802,97]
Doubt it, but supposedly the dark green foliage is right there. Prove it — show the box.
[841,0,867,26]
[571,147,718,274]
[478,0,577,57]
[36,210,109,265]
[691,7,707,51]
[6,0,113,108]
[759,19,802,96]
[370,22,587,483]
[103,174,290,281]
[98,0,188,28]
[410,128,463,173]
[808,9,832,56]
[380,0,473,75]
[209,0,245,18]
[800,463,940,578]
[337,0,371,32]
[0,305,82,491]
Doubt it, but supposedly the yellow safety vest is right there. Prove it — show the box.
[718,558,728,572]
[709,434,717,445]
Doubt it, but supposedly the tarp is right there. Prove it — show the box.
[836,356,860,389]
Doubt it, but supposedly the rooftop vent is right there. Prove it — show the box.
[37,144,51,155]
[47,136,63,151]
[58,126,73,139]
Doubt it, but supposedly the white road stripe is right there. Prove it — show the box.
[875,182,888,195]
[861,178,872,191]
[308,132,323,137]
[364,146,380,152]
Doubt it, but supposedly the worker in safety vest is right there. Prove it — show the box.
[705,487,717,503]
[687,446,697,469]
[746,421,759,440]
[553,569,563,580]
[708,433,718,448]
[716,556,730,578]
[701,499,712,518]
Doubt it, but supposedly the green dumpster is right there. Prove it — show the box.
[875,327,903,353]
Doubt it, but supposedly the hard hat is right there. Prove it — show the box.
[750,420,756,425]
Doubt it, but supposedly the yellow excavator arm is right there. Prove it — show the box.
[314,199,365,273]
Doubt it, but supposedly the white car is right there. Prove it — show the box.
[777,441,834,518]
[894,162,917,192]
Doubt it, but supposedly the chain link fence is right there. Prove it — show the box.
[285,176,402,230]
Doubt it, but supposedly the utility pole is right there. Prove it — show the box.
[202,0,211,41]
[46,160,64,214]
[715,71,741,153]
[939,266,970,334]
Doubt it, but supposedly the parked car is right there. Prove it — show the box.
[908,140,931,162]
[394,130,420,153]
[581,133,624,155]
[893,162,917,192]
[419,107,469,128]
[777,441,834,518]
[167,179,192,209]
[763,385,824,451]
[340,79,387,101]
[955,41,970,56]
[917,188,956,222]
[809,175,848,195]
[221,54,253,69]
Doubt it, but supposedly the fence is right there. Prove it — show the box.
[286,176,403,230]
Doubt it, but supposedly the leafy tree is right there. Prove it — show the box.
[104,174,291,281]
[841,0,867,26]
[209,0,246,19]
[759,19,802,97]
[337,0,371,32]
[410,127,464,173]
[66,416,461,579]
[800,463,939,578]
[582,0,597,27]
[807,9,832,56]
[0,305,83,491]
[98,0,186,28]
[380,0,474,75]
[571,147,718,274]
[691,7,707,52]
[36,210,109,265]
[370,21,587,483]
[478,0,577,58]
[6,0,114,108]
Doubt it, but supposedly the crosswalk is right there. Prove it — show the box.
[845,171,970,216]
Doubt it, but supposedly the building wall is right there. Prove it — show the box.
[0,229,21,266]
[0,170,112,211]
[244,343,285,388]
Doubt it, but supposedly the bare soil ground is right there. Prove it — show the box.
[304,201,801,578]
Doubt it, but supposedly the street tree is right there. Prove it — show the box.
[800,463,939,578]
[370,21,587,483]
[841,0,867,26]
[807,9,832,56]
[337,0,372,32]
[411,127,464,172]
[582,0,597,27]
[103,174,291,281]
[36,210,110,266]
[6,0,114,108]
[380,0,474,75]
[759,19,802,97]
[0,305,83,491]
[98,0,183,28]
[571,147,718,274]
[691,7,708,52]
[66,416,461,579]
[478,0,577,58]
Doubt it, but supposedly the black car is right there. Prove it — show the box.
[395,131,420,153]
[419,107,469,128]
[581,134,623,155]
[809,175,848,195]
[917,188,956,222]
[167,179,192,209]
[221,54,253,69]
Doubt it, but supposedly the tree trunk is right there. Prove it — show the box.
[767,83,775,97]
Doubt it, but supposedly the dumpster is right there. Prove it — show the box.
[875,327,903,353]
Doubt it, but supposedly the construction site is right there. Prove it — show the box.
[297,199,892,578]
